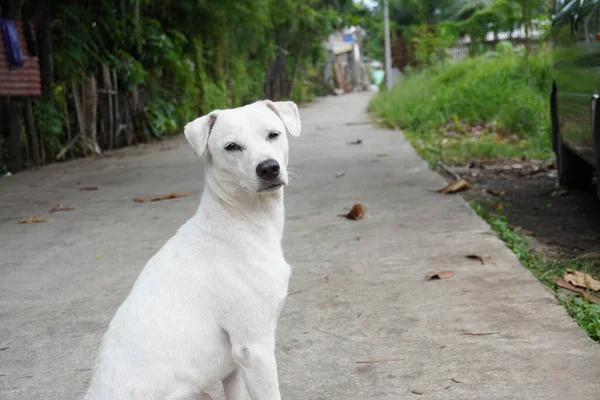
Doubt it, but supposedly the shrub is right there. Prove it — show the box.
[369,51,553,162]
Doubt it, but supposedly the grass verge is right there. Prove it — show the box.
[471,201,600,342]
[369,49,554,165]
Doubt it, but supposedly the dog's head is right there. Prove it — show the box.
[184,100,301,194]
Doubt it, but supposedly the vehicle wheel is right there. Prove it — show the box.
[595,110,600,200]
[551,84,594,189]
[556,133,594,189]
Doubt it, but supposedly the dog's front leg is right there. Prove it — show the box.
[223,368,250,400]
[232,341,281,400]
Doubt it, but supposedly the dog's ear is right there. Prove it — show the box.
[184,112,219,156]
[264,101,301,137]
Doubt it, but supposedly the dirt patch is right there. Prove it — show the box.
[443,160,600,259]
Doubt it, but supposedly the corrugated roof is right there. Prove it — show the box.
[0,21,41,97]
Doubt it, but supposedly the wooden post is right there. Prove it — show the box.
[112,68,120,147]
[84,73,100,154]
[24,99,41,167]
[72,80,84,147]
[62,94,73,159]
[102,64,114,150]
[6,100,23,171]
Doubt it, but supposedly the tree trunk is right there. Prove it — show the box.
[287,41,305,98]
[521,0,530,56]
[6,101,23,171]
[36,4,54,100]
[24,99,41,167]
[267,35,287,101]
[84,74,101,154]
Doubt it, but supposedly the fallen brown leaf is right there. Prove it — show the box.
[466,255,485,265]
[553,277,600,304]
[410,389,424,395]
[451,378,462,384]
[134,192,193,203]
[438,179,473,194]
[376,152,389,157]
[335,170,345,178]
[340,204,365,221]
[348,139,362,145]
[79,186,98,191]
[425,271,454,280]
[564,269,600,292]
[49,203,75,213]
[19,216,45,224]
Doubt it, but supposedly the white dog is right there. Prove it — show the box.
[84,100,301,400]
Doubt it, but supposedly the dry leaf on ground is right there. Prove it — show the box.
[134,192,193,203]
[340,203,366,221]
[410,389,424,395]
[376,152,389,157]
[335,170,345,178]
[348,139,362,145]
[466,254,486,265]
[553,277,600,304]
[439,179,473,194]
[19,216,45,224]
[50,203,75,212]
[425,271,454,280]
[564,269,600,292]
[96,253,104,259]
[79,186,98,191]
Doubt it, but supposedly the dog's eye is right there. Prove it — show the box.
[267,131,280,141]
[224,143,241,151]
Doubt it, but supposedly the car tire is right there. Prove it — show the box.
[594,101,600,200]
[551,84,594,189]
[556,133,594,189]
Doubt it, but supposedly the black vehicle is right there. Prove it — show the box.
[550,0,600,198]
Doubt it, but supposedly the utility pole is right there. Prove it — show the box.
[383,0,393,90]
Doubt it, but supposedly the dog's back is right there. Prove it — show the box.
[85,221,236,399]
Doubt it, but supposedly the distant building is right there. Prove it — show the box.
[323,27,371,93]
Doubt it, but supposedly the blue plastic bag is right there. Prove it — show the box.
[0,18,24,69]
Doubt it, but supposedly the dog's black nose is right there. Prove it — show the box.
[256,159,280,181]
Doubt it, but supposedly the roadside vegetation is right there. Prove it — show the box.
[370,45,553,164]
[0,0,381,173]
[370,0,600,341]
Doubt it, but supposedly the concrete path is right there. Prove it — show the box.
[1,93,599,400]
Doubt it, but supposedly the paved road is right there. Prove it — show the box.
[1,93,599,399]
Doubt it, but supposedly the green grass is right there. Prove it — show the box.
[370,51,554,164]
[470,201,600,342]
